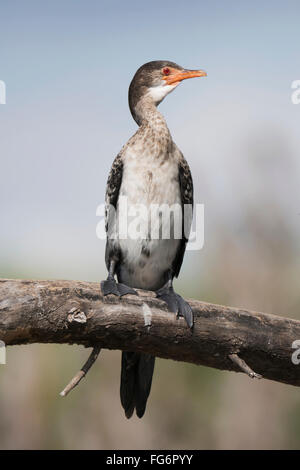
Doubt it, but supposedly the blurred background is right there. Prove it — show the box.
[1,0,300,449]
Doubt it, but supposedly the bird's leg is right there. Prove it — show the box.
[156,271,194,329]
[101,260,137,297]
[101,260,119,296]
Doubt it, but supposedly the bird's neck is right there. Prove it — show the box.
[133,96,170,135]
[129,96,173,159]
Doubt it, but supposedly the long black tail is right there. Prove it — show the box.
[120,351,155,419]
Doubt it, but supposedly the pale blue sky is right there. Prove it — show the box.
[0,1,299,288]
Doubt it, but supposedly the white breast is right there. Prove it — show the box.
[116,146,181,290]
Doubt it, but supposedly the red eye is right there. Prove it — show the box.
[163,67,170,76]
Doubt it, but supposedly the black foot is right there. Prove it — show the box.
[101,278,119,296]
[101,278,138,297]
[156,286,193,329]
[117,283,138,296]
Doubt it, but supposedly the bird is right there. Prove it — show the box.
[101,60,206,418]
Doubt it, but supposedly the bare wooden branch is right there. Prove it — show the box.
[1,278,300,387]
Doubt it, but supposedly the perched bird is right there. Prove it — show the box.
[101,61,206,418]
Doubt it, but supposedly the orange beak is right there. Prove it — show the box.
[163,69,207,86]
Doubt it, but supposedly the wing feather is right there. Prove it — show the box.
[104,153,123,267]
[172,152,194,277]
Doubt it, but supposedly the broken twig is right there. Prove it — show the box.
[229,353,262,379]
[60,345,101,397]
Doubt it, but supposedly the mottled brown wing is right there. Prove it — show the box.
[172,155,194,278]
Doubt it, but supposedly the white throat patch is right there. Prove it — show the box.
[147,82,179,105]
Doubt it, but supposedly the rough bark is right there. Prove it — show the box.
[0,278,300,387]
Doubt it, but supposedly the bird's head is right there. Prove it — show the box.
[129,60,206,124]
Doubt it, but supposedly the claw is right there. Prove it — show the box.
[157,287,178,313]
[156,286,193,329]
[177,295,193,328]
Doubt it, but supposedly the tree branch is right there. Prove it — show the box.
[1,278,300,387]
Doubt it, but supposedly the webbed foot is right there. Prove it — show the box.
[156,286,193,329]
[101,278,137,297]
